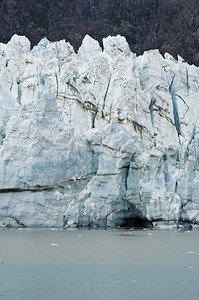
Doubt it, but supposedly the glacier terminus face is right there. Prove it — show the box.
[0,34,199,228]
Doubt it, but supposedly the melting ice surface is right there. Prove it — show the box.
[0,228,199,300]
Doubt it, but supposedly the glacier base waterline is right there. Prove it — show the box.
[0,34,199,228]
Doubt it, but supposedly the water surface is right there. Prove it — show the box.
[0,228,199,299]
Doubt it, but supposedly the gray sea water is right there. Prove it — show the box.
[0,228,199,300]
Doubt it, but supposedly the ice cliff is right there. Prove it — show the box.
[0,34,199,228]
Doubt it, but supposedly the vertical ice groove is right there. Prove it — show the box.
[169,74,181,137]
[17,84,22,105]
[37,65,45,86]
[92,101,99,128]
[186,68,189,96]
[109,101,113,122]
[101,77,111,118]
[175,94,189,118]
[124,165,130,191]
[149,98,154,127]
[5,59,10,67]
[188,125,196,146]
[92,78,111,128]
[55,73,59,96]
[10,75,14,92]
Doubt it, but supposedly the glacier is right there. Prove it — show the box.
[0,34,199,228]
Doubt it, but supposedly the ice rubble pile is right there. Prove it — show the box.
[0,34,199,228]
